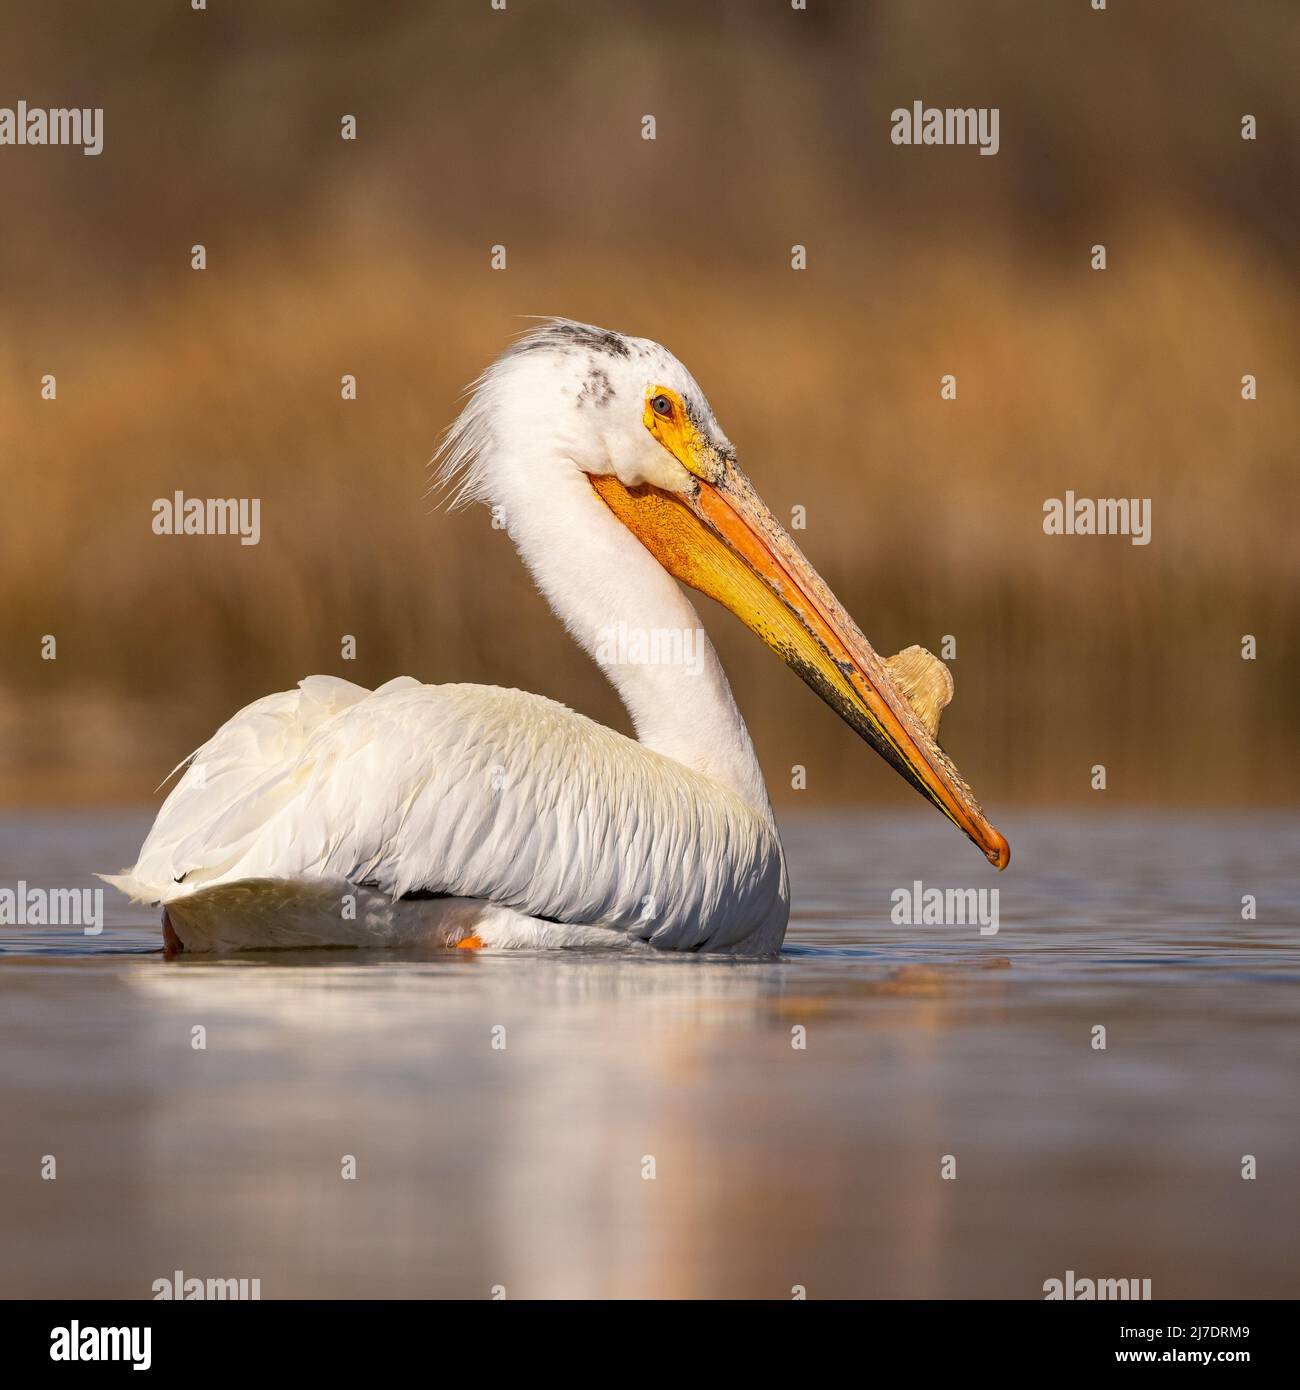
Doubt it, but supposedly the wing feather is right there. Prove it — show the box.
[105,676,785,950]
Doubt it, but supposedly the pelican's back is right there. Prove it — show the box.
[104,675,788,953]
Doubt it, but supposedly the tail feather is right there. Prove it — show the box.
[97,870,161,905]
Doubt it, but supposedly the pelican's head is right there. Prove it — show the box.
[436,319,1009,870]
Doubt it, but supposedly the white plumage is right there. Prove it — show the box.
[107,673,785,953]
[106,318,1007,956]
[107,322,793,954]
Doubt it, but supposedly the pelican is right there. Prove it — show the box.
[105,319,1008,956]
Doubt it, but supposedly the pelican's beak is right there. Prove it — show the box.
[590,405,1009,870]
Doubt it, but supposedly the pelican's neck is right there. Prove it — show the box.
[501,469,772,819]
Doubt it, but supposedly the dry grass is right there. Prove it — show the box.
[2,217,1296,807]
[2,0,1297,806]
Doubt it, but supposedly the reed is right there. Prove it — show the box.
[2,222,1295,806]
[2,0,1295,805]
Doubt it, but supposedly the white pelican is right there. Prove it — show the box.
[105,319,1008,956]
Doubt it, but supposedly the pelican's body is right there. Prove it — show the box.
[114,677,786,953]
[107,320,1006,955]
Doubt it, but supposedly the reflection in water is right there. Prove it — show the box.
[0,808,1297,1297]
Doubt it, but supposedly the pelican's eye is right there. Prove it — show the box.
[651,393,673,418]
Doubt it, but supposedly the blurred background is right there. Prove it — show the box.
[2,0,1297,809]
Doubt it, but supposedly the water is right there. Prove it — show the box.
[1,808,1297,1299]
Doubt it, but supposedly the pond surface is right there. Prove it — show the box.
[1,807,1296,1298]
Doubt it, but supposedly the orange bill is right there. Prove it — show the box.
[588,386,1010,870]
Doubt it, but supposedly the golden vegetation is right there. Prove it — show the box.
[1,2,1296,805]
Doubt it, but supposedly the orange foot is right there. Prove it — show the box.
[162,909,184,960]
[455,934,484,951]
